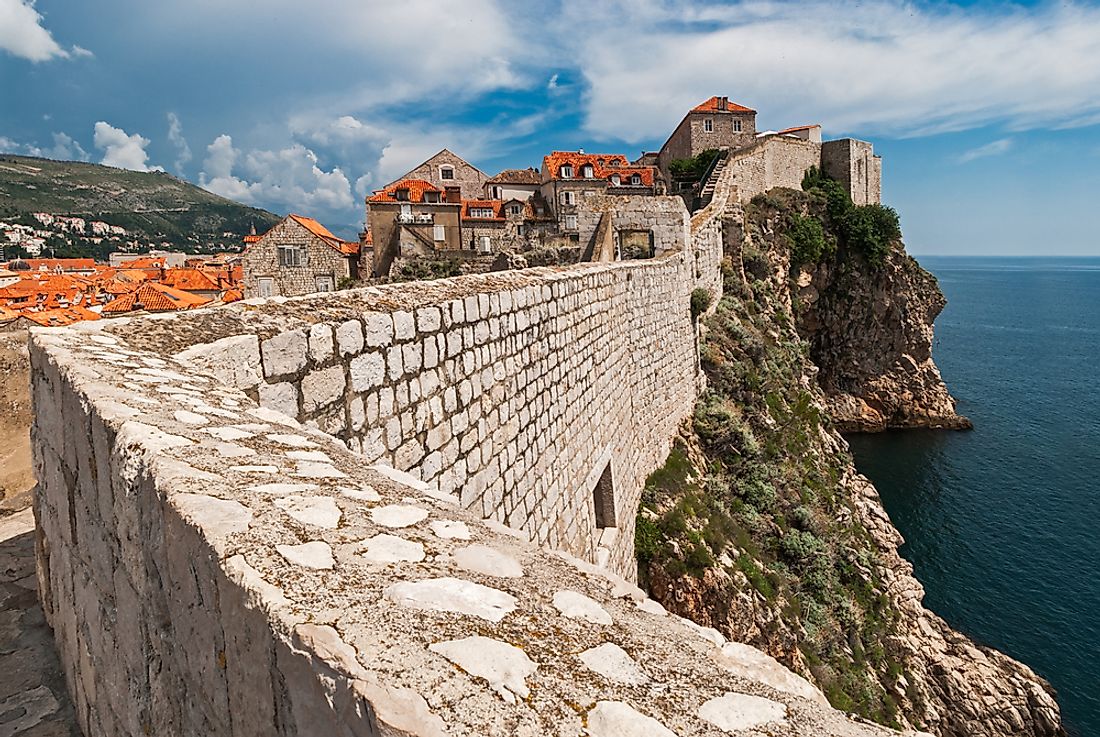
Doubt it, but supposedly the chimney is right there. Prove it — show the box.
[718,96,729,110]
[445,186,461,204]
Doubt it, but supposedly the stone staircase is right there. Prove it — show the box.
[698,152,729,209]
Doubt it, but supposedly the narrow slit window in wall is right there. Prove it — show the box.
[593,462,616,529]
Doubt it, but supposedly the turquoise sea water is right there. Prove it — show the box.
[846,257,1100,737]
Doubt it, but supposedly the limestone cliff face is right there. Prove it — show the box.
[794,238,971,432]
[639,191,1063,737]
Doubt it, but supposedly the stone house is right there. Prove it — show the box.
[484,168,541,201]
[388,149,487,200]
[539,151,658,238]
[241,214,360,299]
[657,95,758,178]
[366,179,463,277]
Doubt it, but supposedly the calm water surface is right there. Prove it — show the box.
[847,257,1100,737]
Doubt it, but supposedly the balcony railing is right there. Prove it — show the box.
[396,213,434,224]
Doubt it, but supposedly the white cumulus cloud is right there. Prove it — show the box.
[0,0,67,61]
[0,0,91,62]
[166,112,192,175]
[93,121,160,171]
[0,131,90,161]
[563,0,1100,141]
[199,134,353,216]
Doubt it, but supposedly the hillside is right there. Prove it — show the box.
[0,155,281,253]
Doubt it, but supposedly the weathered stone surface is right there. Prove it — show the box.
[25,181,1035,737]
[276,540,335,569]
[428,636,536,703]
[586,701,677,737]
[698,692,788,732]
[383,578,516,623]
[452,544,523,578]
[553,589,612,625]
[579,643,648,685]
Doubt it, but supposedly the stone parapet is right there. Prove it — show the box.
[29,318,913,736]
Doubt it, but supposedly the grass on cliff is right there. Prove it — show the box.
[636,259,919,729]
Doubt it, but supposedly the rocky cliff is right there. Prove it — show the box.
[796,244,971,432]
[637,187,1062,736]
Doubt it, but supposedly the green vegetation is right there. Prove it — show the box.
[0,154,280,254]
[786,212,833,265]
[669,148,722,183]
[636,257,917,728]
[389,259,465,282]
[690,287,713,321]
[800,167,900,267]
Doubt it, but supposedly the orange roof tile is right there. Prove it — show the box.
[160,268,221,293]
[692,96,756,114]
[221,288,243,304]
[117,256,169,269]
[22,306,100,327]
[777,125,820,134]
[540,151,656,186]
[285,214,359,255]
[4,258,97,273]
[461,199,506,222]
[367,179,444,204]
[101,282,210,314]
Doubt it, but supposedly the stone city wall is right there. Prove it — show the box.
[249,238,717,578]
[725,137,823,204]
[30,319,913,737]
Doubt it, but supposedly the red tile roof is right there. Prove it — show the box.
[461,199,506,222]
[160,268,221,293]
[4,258,97,273]
[22,306,100,327]
[541,152,656,187]
[287,214,360,256]
[101,282,210,314]
[368,179,443,204]
[692,96,756,114]
[777,125,820,134]
[116,256,169,269]
[221,288,243,304]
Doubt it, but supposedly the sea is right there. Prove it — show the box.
[846,256,1100,737]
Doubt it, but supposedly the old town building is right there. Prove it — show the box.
[241,214,360,298]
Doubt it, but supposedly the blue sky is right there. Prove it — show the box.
[3,0,1100,255]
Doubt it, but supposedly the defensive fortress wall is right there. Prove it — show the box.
[28,165,925,735]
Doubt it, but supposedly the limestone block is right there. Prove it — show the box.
[363,311,393,347]
[393,310,415,340]
[336,319,365,356]
[415,306,442,333]
[308,324,334,364]
[350,352,385,393]
[301,366,346,414]
[173,334,263,390]
[261,329,307,378]
[259,381,300,419]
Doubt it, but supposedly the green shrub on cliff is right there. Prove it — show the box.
[786,212,833,265]
[800,166,901,267]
